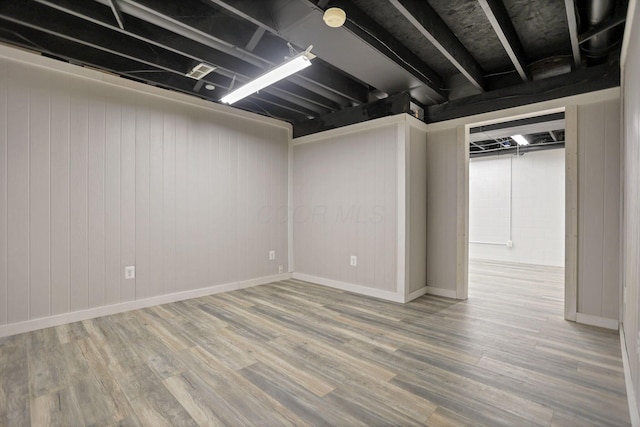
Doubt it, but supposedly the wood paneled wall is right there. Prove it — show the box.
[293,123,399,293]
[0,55,289,327]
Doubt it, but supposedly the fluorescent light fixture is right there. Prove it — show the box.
[511,134,529,146]
[220,47,314,105]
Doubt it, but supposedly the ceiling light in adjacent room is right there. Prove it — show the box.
[323,7,346,28]
[220,47,314,105]
[511,134,529,146]
[205,84,215,90]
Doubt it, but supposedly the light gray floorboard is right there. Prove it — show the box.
[0,260,630,426]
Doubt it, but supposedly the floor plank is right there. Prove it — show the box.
[0,259,631,426]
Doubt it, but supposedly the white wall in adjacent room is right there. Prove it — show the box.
[469,149,565,267]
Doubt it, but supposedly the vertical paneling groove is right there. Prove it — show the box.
[7,61,31,323]
[69,83,89,311]
[105,96,121,305]
[50,73,70,315]
[0,58,7,325]
[135,103,150,299]
[29,69,51,319]
[162,110,176,294]
[149,107,163,297]
[120,102,136,302]
[88,97,106,308]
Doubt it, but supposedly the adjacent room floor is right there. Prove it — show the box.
[0,260,630,426]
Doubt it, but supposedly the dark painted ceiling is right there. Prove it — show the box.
[0,0,627,136]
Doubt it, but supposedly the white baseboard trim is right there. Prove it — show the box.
[406,287,429,302]
[621,326,640,426]
[425,286,458,299]
[0,273,292,338]
[292,273,404,303]
[576,313,619,330]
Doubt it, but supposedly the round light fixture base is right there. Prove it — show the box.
[323,7,346,28]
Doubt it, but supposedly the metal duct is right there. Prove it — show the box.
[584,0,615,62]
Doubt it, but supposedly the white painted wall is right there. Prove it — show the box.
[293,123,399,294]
[292,115,428,302]
[469,149,565,267]
[0,47,290,335]
[620,0,640,420]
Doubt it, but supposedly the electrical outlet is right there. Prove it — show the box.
[124,266,135,279]
[350,255,357,267]
[269,250,275,261]
[278,265,284,274]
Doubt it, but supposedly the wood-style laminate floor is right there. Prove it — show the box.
[0,260,630,426]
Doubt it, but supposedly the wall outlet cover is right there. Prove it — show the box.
[124,266,136,279]
[350,255,357,267]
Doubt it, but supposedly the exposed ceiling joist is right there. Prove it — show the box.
[37,0,344,112]
[244,27,265,52]
[294,92,412,138]
[212,0,447,104]
[330,0,446,103]
[95,0,366,105]
[579,12,626,44]
[389,0,486,91]
[427,60,619,123]
[0,3,326,118]
[477,0,530,81]
[206,0,278,34]
[564,0,582,69]
[33,0,355,116]
[107,0,125,29]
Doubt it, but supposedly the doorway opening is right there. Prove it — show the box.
[467,111,566,314]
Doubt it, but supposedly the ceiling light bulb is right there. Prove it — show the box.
[323,7,346,28]
[220,49,313,105]
[511,134,529,146]
[205,84,215,90]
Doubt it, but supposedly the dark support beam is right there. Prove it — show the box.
[389,0,485,91]
[107,0,125,29]
[564,0,582,68]
[293,92,412,138]
[579,13,626,44]
[426,60,619,123]
[477,0,530,81]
